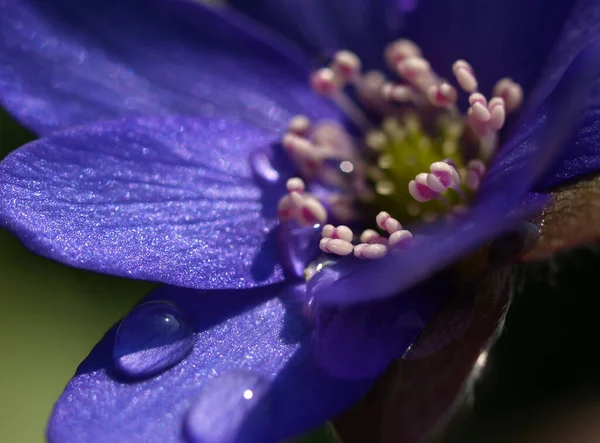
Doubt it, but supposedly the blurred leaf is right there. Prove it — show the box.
[525,174,600,260]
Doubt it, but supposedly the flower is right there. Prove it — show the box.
[1,0,600,442]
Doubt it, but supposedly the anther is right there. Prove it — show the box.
[426,82,458,107]
[286,177,305,193]
[409,173,439,202]
[332,50,362,82]
[319,237,354,256]
[428,161,461,192]
[360,229,384,244]
[388,230,413,248]
[277,178,327,226]
[385,39,422,68]
[464,160,486,191]
[382,83,419,104]
[311,68,341,96]
[452,60,478,93]
[493,78,523,113]
[354,243,388,259]
[396,57,431,83]
[488,97,506,130]
[376,211,403,234]
[357,71,387,108]
[287,115,311,136]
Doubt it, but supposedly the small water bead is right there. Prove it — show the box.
[113,301,195,379]
[184,371,275,443]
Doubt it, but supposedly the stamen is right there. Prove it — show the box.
[376,211,402,234]
[385,39,422,68]
[493,78,523,113]
[426,82,458,107]
[464,160,486,191]
[452,59,478,93]
[332,50,362,82]
[396,57,432,85]
[288,115,311,136]
[354,243,388,259]
[408,173,439,202]
[388,229,413,248]
[277,178,327,227]
[311,68,341,96]
[488,97,506,131]
[319,224,354,256]
[279,40,526,270]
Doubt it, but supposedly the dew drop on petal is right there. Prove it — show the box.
[184,371,275,443]
[113,301,195,379]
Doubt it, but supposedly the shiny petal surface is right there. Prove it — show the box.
[0,117,294,289]
[0,0,338,135]
[309,40,600,305]
[308,273,449,379]
[47,284,373,443]
[230,0,405,68]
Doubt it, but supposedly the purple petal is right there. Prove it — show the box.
[310,40,600,305]
[0,0,338,135]
[0,117,295,289]
[47,283,373,443]
[230,0,405,68]
[307,272,449,379]
[404,0,576,97]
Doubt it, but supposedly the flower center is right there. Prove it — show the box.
[276,39,523,261]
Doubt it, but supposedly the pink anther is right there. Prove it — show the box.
[464,159,486,191]
[321,224,353,242]
[332,50,362,82]
[286,177,305,193]
[356,70,386,107]
[310,68,341,96]
[319,237,354,256]
[428,161,461,192]
[488,97,506,131]
[426,82,458,107]
[287,115,311,136]
[470,101,491,123]
[376,211,402,234]
[354,242,388,259]
[396,57,431,83]
[382,83,417,103]
[409,173,439,202]
[311,121,354,159]
[360,229,385,244]
[388,229,414,249]
[452,59,478,93]
[468,92,487,107]
[493,78,523,113]
[385,39,422,68]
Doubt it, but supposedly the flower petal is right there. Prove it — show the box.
[230,0,405,68]
[309,39,600,305]
[47,283,373,443]
[0,117,295,289]
[404,0,577,96]
[307,272,449,379]
[0,0,337,135]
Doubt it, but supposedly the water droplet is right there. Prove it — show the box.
[184,371,275,443]
[113,301,195,379]
[277,221,321,279]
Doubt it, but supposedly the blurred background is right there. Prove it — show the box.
[2,107,600,443]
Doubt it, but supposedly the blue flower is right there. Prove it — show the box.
[1,1,600,442]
